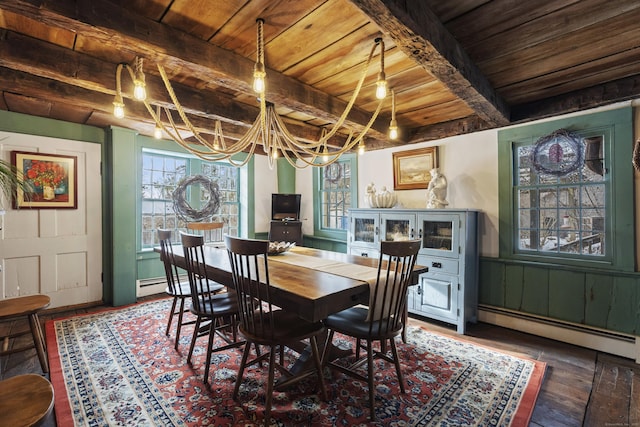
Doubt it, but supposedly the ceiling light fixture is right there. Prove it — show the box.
[388,89,398,140]
[113,19,397,168]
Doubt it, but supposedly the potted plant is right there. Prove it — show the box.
[0,158,29,212]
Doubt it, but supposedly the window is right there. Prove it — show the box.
[141,150,240,249]
[498,106,635,271]
[515,132,606,257]
[313,155,357,239]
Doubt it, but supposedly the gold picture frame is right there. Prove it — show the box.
[392,147,438,190]
[12,151,78,209]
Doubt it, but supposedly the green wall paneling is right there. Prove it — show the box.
[520,266,549,316]
[584,273,614,329]
[302,235,347,253]
[504,264,524,311]
[478,258,505,307]
[107,126,138,306]
[0,110,104,143]
[608,276,637,334]
[548,269,585,324]
[276,158,296,194]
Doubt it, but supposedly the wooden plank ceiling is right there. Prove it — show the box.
[0,0,639,152]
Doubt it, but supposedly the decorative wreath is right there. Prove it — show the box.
[324,162,342,183]
[531,129,584,176]
[172,175,220,222]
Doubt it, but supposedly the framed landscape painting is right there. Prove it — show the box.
[12,151,77,209]
[392,147,438,190]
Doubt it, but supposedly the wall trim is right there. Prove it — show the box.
[478,305,639,363]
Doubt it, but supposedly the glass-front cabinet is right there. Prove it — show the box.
[348,208,479,334]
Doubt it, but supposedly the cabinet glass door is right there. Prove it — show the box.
[350,213,379,248]
[381,213,416,241]
[418,214,460,258]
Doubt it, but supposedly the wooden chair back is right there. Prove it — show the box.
[180,232,221,314]
[186,221,224,244]
[158,229,185,296]
[368,239,421,334]
[224,236,277,340]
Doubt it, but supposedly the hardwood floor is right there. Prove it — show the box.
[1,295,638,426]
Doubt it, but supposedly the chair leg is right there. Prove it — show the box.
[28,313,48,373]
[389,338,405,393]
[321,330,335,366]
[187,317,202,364]
[165,296,178,336]
[234,342,252,400]
[310,336,328,400]
[264,348,277,427]
[203,319,217,384]
[174,298,186,350]
[366,340,376,421]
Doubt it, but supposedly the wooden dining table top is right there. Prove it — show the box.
[163,244,425,323]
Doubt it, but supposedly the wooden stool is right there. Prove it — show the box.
[0,374,55,426]
[0,294,50,373]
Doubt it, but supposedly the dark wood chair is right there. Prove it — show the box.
[322,239,421,421]
[225,235,328,427]
[181,232,243,385]
[158,229,224,351]
[0,294,50,373]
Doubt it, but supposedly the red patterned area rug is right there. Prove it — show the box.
[46,298,545,426]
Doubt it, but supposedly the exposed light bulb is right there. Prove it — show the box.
[358,142,365,155]
[133,80,147,101]
[388,121,398,140]
[113,100,125,119]
[153,125,162,139]
[253,65,266,94]
[322,148,329,162]
[272,149,279,159]
[376,72,387,100]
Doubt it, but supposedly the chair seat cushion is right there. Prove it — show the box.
[241,310,324,344]
[324,306,401,339]
[191,292,238,317]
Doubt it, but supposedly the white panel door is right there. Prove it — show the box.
[0,132,102,308]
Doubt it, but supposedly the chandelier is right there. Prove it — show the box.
[113,19,398,168]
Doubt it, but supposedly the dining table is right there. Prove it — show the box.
[162,244,426,323]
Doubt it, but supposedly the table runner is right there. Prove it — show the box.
[269,251,396,320]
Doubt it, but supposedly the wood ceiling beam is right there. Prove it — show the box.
[0,30,356,147]
[0,0,391,140]
[408,116,492,143]
[349,0,510,127]
[510,75,640,123]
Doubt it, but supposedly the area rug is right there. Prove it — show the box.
[46,298,545,426]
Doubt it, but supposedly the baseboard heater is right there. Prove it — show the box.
[478,304,640,364]
[136,277,168,297]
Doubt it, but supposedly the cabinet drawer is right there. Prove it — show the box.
[349,247,379,258]
[423,257,458,275]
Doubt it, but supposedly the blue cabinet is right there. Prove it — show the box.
[348,208,479,334]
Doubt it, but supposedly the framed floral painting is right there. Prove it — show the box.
[11,151,77,209]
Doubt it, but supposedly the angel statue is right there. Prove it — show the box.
[426,168,448,209]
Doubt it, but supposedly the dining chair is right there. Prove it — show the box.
[186,221,224,245]
[225,235,328,426]
[158,229,225,350]
[322,239,421,421]
[181,232,243,385]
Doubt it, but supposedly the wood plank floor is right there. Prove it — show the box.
[1,295,638,426]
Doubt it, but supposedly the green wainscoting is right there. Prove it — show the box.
[302,235,347,253]
[479,257,640,335]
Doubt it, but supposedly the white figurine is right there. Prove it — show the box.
[426,168,448,209]
[365,183,376,207]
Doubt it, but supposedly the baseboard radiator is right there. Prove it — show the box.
[136,277,168,297]
[478,305,640,364]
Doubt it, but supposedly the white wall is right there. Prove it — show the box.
[252,155,280,235]
[295,130,500,256]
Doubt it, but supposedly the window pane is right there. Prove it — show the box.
[514,132,606,258]
[319,160,351,231]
